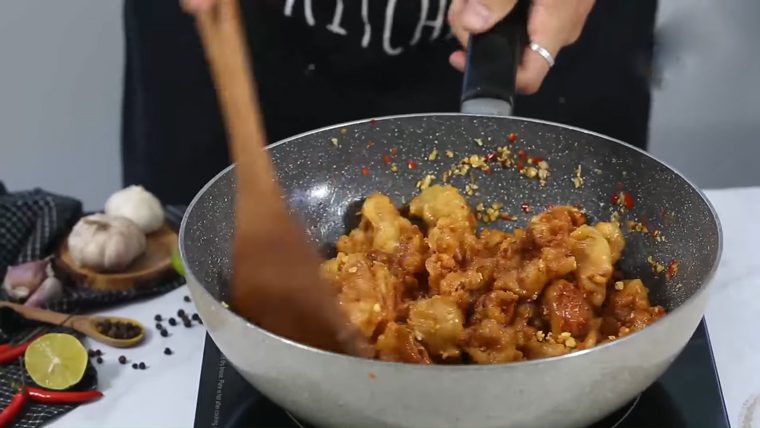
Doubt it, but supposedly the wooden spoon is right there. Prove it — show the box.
[191,0,368,357]
[0,301,145,348]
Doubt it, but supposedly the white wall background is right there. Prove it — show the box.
[0,0,123,209]
[0,0,758,210]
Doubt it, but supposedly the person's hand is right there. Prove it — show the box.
[448,0,595,94]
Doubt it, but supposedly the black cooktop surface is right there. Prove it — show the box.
[194,319,728,428]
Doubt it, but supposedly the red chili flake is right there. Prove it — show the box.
[611,192,620,205]
[666,259,680,280]
[361,166,369,176]
[483,166,493,174]
[517,150,527,162]
[390,147,398,156]
[383,154,392,165]
[369,118,378,126]
[622,191,635,210]
[368,372,377,380]
[531,156,544,164]
[508,132,518,143]
[407,159,417,170]
[516,162,524,172]
[366,140,375,149]
[486,151,498,162]
[520,202,531,213]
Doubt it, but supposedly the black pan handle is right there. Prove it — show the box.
[460,0,528,116]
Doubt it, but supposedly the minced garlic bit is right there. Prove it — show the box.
[474,138,484,147]
[558,332,572,340]
[416,174,436,190]
[524,167,538,179]
[565,337,577,348]
[614,281,625,291]
[535,330,546,342]
[340,128,347,135]
[571,165,584,189]
[610,211,621,223]
[330,138,339,147]
[653,229,665,242]
[428,148,439,161]
[626,220,649,233]
[647,256,666,274]
[445,150,455,158]
[675,283,683,289]
[372,303,381,313]
[221,301,230,309]
[608,335,617,341]
[348,266,358,273]
[390,163,398,173]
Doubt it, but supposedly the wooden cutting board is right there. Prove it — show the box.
[56,224,179,291]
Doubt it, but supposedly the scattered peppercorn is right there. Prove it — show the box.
[154,314,162,322]
[164,348,172,356]
[138,362,146,370]
[183,296,191,302]
[168,318,177,326]
[96,357,103,364]
[160,329,169,337]
[95,349,103,357]
[155,323,163,330]
[183,320,192,328]
[132,363,138,369]
[177,309,186,318]
[191,313,201,322]
[118,356,127,364]
[88,349,96,358]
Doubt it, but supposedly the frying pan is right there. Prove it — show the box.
[179,5,722,428]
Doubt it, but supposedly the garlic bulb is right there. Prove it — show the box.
[105,185,164,233]
[68,214,146,272]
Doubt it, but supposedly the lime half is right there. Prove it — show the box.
[171,249,186,277]
[25,333,88,390]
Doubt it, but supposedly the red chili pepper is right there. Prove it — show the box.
[611,192,620,205]
[27,387,103,404]
[483,166,493,174]
[486,151,498,162]
[666,260,680,281]
[0,388,27,428]
[0,344,10,353]
[520,203,531,213]
[0,343,32,365]
[407,159,417,170]
[361,166,369,177]
[622,191,635,210]
[382,154,392,165]
[508,132,518,143]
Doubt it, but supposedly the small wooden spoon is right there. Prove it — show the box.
[0,301,145,348]
[192,0,369,357]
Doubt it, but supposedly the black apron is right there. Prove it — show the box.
[122,0,657,205]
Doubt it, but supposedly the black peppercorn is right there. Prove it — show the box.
[88,349,96,358]
[177,309,186,318]
[96,356,103,364]
[155,323,163,330]
[183,296,191,302]
[138,362,146,370]
[154,314,162,322]
[191,313,201,322]
[164,347,172,355]
[95,349,103,357]
[160,329,169,337]
[118,355,127,364]
[183,320,192,328]
[168,317,177,326]
[132,363,138,369]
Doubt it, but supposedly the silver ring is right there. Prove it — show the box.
[529,41,555,67]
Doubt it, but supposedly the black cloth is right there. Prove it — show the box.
[122,0,657,206]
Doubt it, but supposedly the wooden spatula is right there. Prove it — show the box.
[192,0,368,356]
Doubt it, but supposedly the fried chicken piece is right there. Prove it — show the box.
[425,253,457,295]
[464,319,523,364]
[494,246,576,300]
[427,216,481,264]
[528,205,586,248]
[541,279,593,338]
[570,225,614,307]
[595,221,625,263]
[471,290,519,326]
[337,229,371,254]
[409,185,473,227]
[436,269,488,309]
[479,229,510,256]
[329,254,400,338]
[408,296,465,361]
[601,279,666,337]
[376,322,432,364]
[521,328,572,360]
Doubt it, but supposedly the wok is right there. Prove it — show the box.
[179,7,722,428]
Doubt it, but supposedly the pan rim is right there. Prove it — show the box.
[179,112,723,370]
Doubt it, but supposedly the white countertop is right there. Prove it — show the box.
[47,187,760,428]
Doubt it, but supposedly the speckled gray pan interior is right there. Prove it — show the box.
[182,114,721,313]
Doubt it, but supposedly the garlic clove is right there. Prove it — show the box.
[2,259,48,300]
[24,276,64,308]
